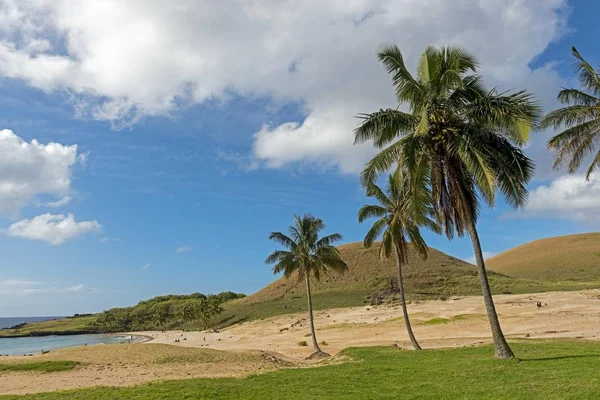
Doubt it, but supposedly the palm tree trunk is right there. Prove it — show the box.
[394,243,422,350]
[467,218,514,359]
[305,274,328,357]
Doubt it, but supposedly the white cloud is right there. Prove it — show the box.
[99,236,120,243]
[141,263,151,270]
[0,0,568,173]
[0,279,42,288]
[175,245,192,254]
[7,213,102,245]
[0,129,84,216]
[515,174,600,224]
[465,252,497,265]
[0,279,86,295]
[35,196,72,208]
[21,284,86,295]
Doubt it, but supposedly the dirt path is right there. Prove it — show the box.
[1,289,599,395]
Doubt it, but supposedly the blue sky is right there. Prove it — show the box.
[0,0,598,316]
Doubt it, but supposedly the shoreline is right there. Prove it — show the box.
[0,333,151,357]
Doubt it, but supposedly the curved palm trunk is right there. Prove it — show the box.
[394,243,422,350]
[305,274,328,357]
[467,219,514,359]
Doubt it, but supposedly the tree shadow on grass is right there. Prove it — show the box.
[518,354,600,362]
[217,315,249,327]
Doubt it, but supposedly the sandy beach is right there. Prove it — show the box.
[1,289,599,395]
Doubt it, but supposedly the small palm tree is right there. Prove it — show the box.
[355,45,540,358]
[358,165,438,350]
[265,214,347,359]
[542,47,600,179]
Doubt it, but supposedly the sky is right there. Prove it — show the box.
[0,0,599,316]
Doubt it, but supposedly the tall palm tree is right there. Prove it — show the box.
[354,45,540,358]
[358,164,438,350]
[265,214,347,359]
[542,47,600,179]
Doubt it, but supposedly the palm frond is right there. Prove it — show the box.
[541,106,598,130]
[585,149,600,180]
[316,233,343,248]
[354,109,417,146]
[357,204,388,223]
[548,118,600,173]
[360,138,406,187]
[265,250,292,265]
[362,217,387,249]
[557,88,600,106]
[271,253,298,278]
[268,232,296,250]
[466,89,541,145]
[449,132,497,207]
[377,44,424,106]
[572,46,600,94]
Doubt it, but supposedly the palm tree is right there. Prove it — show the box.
[358,165,438,350]
[355,45,540,358]
[542,47,600,179]
[265,214,348,359]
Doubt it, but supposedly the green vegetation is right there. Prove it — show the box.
[542,47,600,179]
[0,316,98,337]
[0,361,78,373]
[422,314,483,325]
[4,342,600,399]
[223,239,597,326]
[358,168,438,350]
[487,232,600,281]
[265,214,347,357]
[0,292,245,338]
[355,44,541,359]
[3,235,597,339]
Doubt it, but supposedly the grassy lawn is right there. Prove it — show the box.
[3,341,600,399]
[0,361,78,373]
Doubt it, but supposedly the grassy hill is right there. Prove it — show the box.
[4,240,598,337]
[487,232,600,281]
[216,241,591,326]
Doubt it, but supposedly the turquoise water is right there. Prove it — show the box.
[0,334,139,355]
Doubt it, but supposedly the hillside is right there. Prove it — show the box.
[487,232,600,281]
[245,242,524,303]
[217,241,588,326]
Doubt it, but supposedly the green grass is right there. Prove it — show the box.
[3,341,600,399]
[0,361,78,373]
[423,314,485,325]
[0,316,99,338]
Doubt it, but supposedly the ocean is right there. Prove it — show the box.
[0,316,65,329]
[0,334,139,356]
[0,317,143,356]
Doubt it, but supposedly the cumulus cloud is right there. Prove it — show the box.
[175,245,192,254]
[464,252,497,265]
[515,174,600,224]
[0,129,84,216]
[7,213,102,245]
[0,0,568,173]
